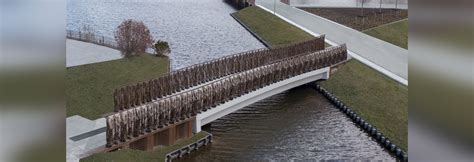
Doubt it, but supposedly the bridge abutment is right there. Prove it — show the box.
[107,118,195,152]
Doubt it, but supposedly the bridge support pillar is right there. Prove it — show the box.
[194,118,201,133]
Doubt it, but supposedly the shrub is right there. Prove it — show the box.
[153,40,170,56]
[114,19,154,58]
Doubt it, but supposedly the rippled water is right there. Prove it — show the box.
[177,86,395,161]
[67,0,265,70]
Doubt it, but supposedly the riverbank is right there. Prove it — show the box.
[233,6,407,151]
[81,131,210,161]
[233,6,313,47]
[319,61,408,151]
[66,54,170,120]
[230,13,271,47]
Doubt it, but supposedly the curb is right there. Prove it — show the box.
[312,83,408,162]
[230,13,272,48]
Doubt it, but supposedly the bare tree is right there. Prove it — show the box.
[358,0,368,17]
[394,0,400,16]
[357,0,369,27]
[114,19,154,58]
[379,0,383,13]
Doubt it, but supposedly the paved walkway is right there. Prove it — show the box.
[256,0,408,85]
[66,116,106,162]
[290,0,408,9]
[67,39,122,67]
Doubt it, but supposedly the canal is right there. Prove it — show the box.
[68,0,394,160]
[67,0,265,70]
[176,86,394,161]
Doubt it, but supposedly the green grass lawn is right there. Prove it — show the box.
[66,54,169,119]
[364,19,408,49]
[235,6,408,151]
[319,61,408,150]
[81,131,210,162]
[233,6,314,46]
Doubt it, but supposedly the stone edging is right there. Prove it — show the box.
[165,132,213,162]
[230,13,272,48]
[312,83,408,162]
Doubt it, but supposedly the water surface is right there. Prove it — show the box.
[67,0,265,70]
[177,86,395,161]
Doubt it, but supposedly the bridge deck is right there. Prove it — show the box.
[104,44,347,149]
[195,67,330,132]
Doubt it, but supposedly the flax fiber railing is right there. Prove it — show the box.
[113,36,326,112]
[106,44,347,147]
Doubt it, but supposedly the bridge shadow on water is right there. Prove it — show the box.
[175,85,395,161]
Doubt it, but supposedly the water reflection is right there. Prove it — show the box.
[177,85,394,161]
[67,0,265,70]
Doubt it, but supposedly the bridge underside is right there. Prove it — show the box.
[195,67,330,132]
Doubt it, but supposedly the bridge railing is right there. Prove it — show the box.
[113,36,325,112]
[106,44,347,147]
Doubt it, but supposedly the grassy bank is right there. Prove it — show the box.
[364,19,408,49]
[66,54,169,119]
[299,7,408,31]
[319,61,408,150]
[233,7,313,46]
[299,7,408,49]
[81,131,210,161]
[234,6,407,151]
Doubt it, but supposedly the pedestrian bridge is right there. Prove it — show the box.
[103,36,347,151]
[195,67,330,132]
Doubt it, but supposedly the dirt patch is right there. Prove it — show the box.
[299,7,407,31]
